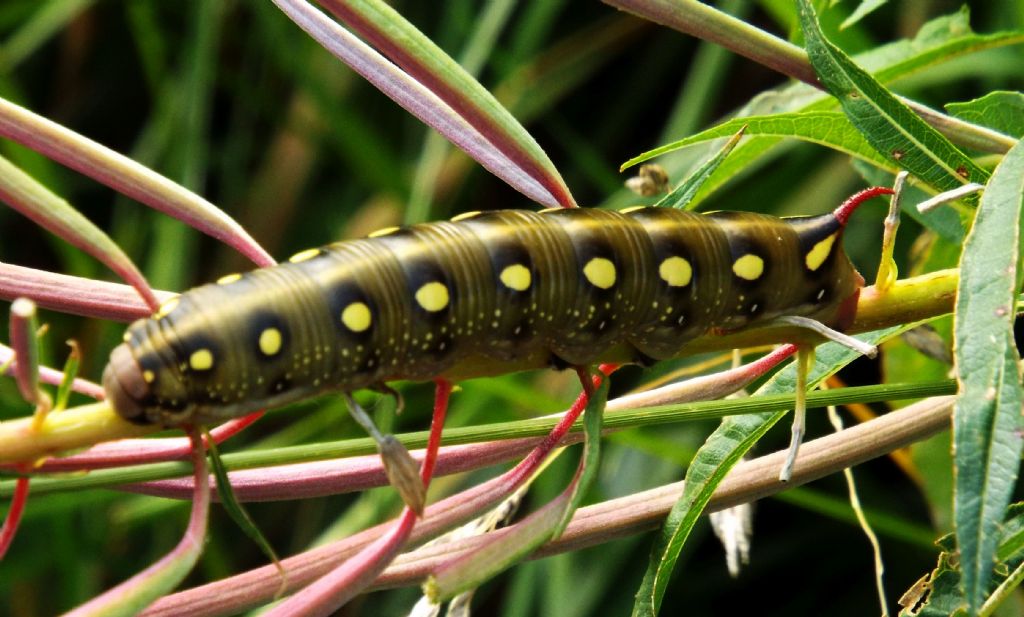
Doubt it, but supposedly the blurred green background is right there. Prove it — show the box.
[0,1,1022,615]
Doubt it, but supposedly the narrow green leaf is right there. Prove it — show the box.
[633,327,902,617]
[797,0,989,195]
[946,92,1024,140]
[652,126,746,210]
[0,154,160,311]
[622,111,892,174]
[204,431,283,579]
[952,137,1024,613]
[839,0,886,30]
[54,341,80,412]
[317,0,575,207]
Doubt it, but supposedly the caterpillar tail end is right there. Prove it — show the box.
[832,186,896,226]
[103,343,152,425]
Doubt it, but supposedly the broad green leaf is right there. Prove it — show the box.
[622,111,893,174]
[797,0,989,195]
[952,137,1024,613]
[653,127,746,210]
[946,92,1024,140]
[632,326,902,617]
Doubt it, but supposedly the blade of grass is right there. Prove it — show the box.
[0,0,94,73]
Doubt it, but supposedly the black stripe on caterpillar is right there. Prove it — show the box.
[103,204,863,426]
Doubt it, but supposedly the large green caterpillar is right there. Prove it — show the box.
[103,201,869,426]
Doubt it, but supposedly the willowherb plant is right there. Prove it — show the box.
[0,1,1022,616]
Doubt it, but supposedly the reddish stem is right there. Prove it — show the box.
[20,412,263,472]
[832,186,895,226]
[422,379,452,484]
[65,428,209,617]
[263,379,453,615]
[507,364,619,488]
[0,465,30,560]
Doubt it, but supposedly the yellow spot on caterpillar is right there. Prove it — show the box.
[732,254,764,281]
[805,233,837,271]
[259,328,283,356]
[142,370,155,384]
[122,331,132,343]
[289,248,320,263]
[341,302,373,332]
[538,207,562,214]
[659,256,692,287]
[415,282,450,312]
[583,257,616,289]
[155,297,180,319]
[451,211,482,222]
[189,349,214,371]
[368,226,400,238]
[620,205,646,214]
[500,264,532,291]
[217,273,242,285]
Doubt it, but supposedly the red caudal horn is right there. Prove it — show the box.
[832,186,895,226]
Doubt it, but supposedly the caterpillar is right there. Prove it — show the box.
[103,201,870,427]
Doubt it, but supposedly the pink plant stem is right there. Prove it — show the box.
[21,413,263,472]
[9,299,40,404]
[262,379,453,615]
[65,429,210,617]
[0,263,174,321]
[315,0,576,208]
[0,466,29,560]
[125,351,798,501]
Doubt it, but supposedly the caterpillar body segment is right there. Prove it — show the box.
[104,205,864,427]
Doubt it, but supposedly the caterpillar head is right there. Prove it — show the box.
[103,336,193,426]
[103,342,152,424]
